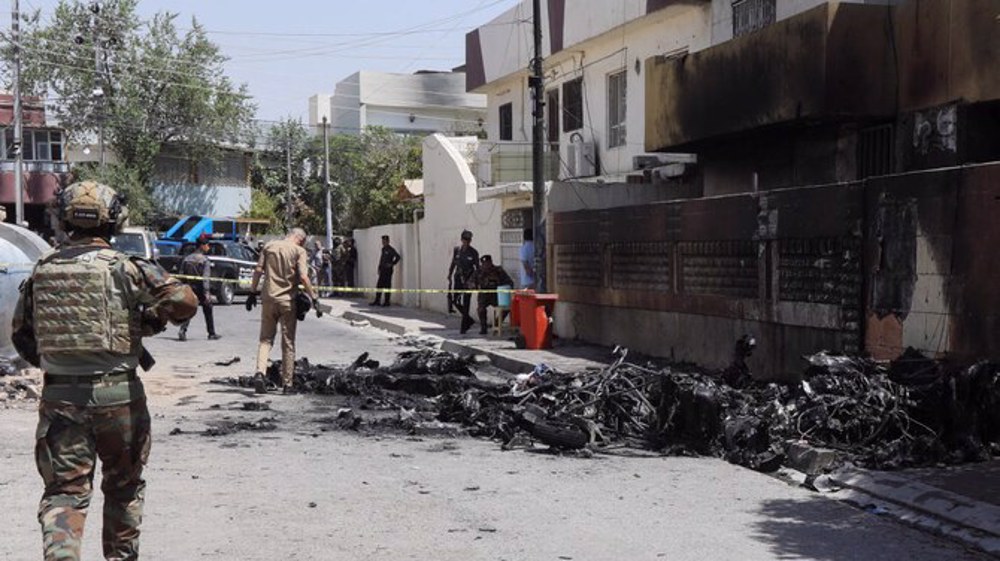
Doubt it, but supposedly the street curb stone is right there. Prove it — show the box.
[341,310,414,336]
[830,467,1000,550]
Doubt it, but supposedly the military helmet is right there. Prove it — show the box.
[460,229,473,241]
[56,181,128,232]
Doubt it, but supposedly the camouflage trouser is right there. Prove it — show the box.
[35,399,151,561]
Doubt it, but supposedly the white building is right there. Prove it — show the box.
[308,70,487,137]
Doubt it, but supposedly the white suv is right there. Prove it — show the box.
[111,227,159,262]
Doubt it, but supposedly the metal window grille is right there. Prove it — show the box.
[732,0,776,38]
[857,124,895,179]
[608,70,627,149]
[498,103,513,141]
[562,78,583,132]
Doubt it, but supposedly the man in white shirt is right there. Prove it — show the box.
[519,227,535,290]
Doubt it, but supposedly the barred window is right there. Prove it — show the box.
[732,0,776,38]
[607,70,627,149]
[499,102,513,141]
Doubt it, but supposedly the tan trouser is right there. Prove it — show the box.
[256,298,298,386]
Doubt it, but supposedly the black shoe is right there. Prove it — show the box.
[460,316,473,334]
[479,327,488,335]
[178,330,187,342]
[369,301,380,306]
[208,334,221,340]
[382,302,390,307]
[281,385,296,395]
[252,372,267,394]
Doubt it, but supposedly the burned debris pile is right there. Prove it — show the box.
[210,346,1000,472]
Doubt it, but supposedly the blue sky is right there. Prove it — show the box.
[16,0,518,122]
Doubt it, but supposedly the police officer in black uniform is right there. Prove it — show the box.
[448,229,480,333]
[178,233,220,341]
[370,234,401,306]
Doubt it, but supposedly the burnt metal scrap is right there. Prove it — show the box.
[209,345,999,471]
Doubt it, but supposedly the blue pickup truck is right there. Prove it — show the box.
[154,216,241,257]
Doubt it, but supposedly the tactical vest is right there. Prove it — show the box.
[31,248,142,358]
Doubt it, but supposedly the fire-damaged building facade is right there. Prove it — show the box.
[544,0,1000,374]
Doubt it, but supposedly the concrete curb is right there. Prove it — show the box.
[440,340,536,375]
[829,467,1000,555]
[338,309,537,374]
[341,310,414,336]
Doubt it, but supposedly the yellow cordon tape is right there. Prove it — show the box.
[1,263,514,294]
[171,273,517,295]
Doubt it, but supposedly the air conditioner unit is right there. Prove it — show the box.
[566,141,596,178]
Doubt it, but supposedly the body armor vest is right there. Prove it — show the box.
[31,248,142,358]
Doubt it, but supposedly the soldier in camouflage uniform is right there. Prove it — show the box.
[12,181,197,561]
[473,254,514,335]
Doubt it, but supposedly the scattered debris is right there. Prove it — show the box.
[207,344,999,472]
[214,356,241,366]
[202,417,278,437]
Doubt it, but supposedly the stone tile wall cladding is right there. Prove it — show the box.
[551,163,1000,375]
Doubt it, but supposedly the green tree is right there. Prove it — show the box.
[250,124,423,237]
[6,0,256,222]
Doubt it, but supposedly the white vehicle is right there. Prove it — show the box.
[110,227,159,261]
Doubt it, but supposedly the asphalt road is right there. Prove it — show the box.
[0,304,992,560]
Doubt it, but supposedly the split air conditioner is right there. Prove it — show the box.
[565,141,596,178]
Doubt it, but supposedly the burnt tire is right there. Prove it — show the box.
[526,419,589,450]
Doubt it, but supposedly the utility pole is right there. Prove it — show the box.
[285,130,293,229]
[12,0,23,226]
[530,0,546,292]
[91,1,105,169]
[323,117,332,250]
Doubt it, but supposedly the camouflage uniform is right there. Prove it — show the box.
[474,257,514,334]
[12,182,197,561]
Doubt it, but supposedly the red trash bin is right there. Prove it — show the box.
[518,293,558,350]
[510,290,532,328]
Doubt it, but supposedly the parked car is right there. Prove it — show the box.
[110,227,159,261]
[158,240,258,305]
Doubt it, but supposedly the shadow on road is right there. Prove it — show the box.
[750,497,964,561]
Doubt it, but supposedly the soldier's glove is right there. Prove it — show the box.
[245,293,259,312]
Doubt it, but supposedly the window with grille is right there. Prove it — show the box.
[562,77,583,132]
[607,70,627,149]
[498,103,513,141]
[732,0,776,38]
[857,124,895,179]
[3,129,63,161]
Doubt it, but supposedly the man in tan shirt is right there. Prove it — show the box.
[249,228,317,393]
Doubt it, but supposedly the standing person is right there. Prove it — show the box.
[370,234,401,306]
[178,234,220,341]
[343,237,358,292]
[474,254,514,335]
[11,181,197,561]
[248,228,318,394]
[329,237,345,295]
[448,229,480,333]
[520,227,536,290]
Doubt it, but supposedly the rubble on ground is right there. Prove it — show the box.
[210,344,1000,472]
[0,362,43,404]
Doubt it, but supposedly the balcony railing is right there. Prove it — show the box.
[474,141,560,188]
[0,160,70,173]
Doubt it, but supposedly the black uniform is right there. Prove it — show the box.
[371,244,401,306]
[344,243,358,289]
[449,244,479,330]
[179,249,217,339]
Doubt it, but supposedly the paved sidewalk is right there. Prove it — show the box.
[322,297,612,374]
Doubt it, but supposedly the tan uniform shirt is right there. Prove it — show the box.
[258,239,308,302]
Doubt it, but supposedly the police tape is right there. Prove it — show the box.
[0,262,517,294]
[170,273,516,295]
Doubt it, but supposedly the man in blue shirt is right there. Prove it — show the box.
[519,227,535,290]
